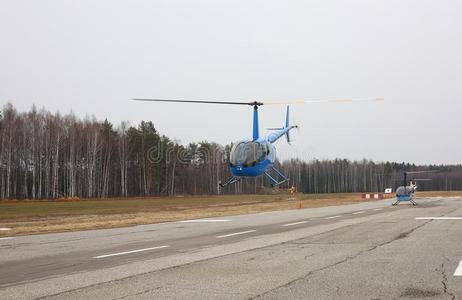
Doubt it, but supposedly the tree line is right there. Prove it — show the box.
[0,103,460,199]
[278,159,462,194]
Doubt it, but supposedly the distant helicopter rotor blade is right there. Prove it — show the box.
[405,170,440,175]
[132,98,260,106]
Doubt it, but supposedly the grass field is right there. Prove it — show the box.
[0,191,461,236]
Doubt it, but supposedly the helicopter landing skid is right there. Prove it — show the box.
[392,196,417,206]
[219,176,241,188]
[264,166,289,187]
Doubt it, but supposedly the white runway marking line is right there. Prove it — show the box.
[179,219,231,223]
[94,245,169,259]
[373,208,383,211]
[352,211,365,215]
[455,261,462,276]
[216,230,256,238]
[325,215,341,220]
[282,221,308,227]
[415,217,462,220]
[0,228,11,231]
[0,237,14,241]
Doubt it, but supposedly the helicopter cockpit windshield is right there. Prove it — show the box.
[229,141,268,167]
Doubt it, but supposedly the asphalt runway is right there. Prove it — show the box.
[0,196,461,299]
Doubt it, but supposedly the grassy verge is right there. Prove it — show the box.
[0,191,460,236]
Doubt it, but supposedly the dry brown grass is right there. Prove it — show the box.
[1,191,460,236]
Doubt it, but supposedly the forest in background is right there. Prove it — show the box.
[0,103,461,199]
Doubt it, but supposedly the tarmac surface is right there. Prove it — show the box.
[0,196,461,299]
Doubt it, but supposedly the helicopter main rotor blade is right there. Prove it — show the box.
[405,170,440,175]
[264,98,384,105]
[132,97,384,107]
[132,98,260,106]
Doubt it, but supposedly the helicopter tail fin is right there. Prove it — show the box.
[266,106,298,144]
[285,106,291,143]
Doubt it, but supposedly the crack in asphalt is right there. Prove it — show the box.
[250,220,434,299]
[440,258,456,300]
[111,288,157,300]
[303,254,314,260]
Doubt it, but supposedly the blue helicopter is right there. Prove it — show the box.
[393,170,438,206]
[133,98,383,188]
[225,102,297,187]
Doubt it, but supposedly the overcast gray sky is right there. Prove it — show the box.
[1,0,461,164]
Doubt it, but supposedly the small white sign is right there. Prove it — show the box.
[384,188,392,194]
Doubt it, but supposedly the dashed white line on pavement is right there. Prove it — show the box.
[373,208,383,211]
[0,228,11,231]
[415,217,462,220]
[352,211,365,215]
[179,219,231,223]
[325,215,341,220]
[282,221,308,227]
[0,237,14,241]
[455,261,462,276]
[217,230,256,238]
[94,245,169,259]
